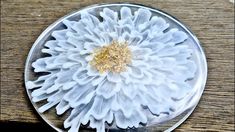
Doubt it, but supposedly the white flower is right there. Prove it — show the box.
[26,7,197,132]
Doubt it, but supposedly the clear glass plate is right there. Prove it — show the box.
[24,3,207,132]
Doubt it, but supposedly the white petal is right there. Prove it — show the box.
[118,17,133,26]
[157,45,180,57]
[46,83,61,94]
[38,90,64,113]
[128,31,143,45]
[44,40,57,49]
[115,109,147,129]
[38,101,59,113]
[31,88,46,97]
[63,19,76,28]
[84,42,99,51]
[31,75,57,98]
[89,117,105,132]
[89,96,113,120]
[159,57,177,70]
[112,94,135,118]
[62,81,77,90]
[56,100,70,115]
[47,89,65,102]
[107,72,121,83]
[32,58,47,72]
[102,8,118,21]
[70,21,87,34]
[100,8,118,32]
[73,69,96,85]
[174,60,197,79]
[131,46,151,60]
[81,11,100,28]
[32,93,50,103]
[129,66,144,79]
[26,74,51,89]
[67,54,86,66]
[133,8,151,26]
[171,30,188,44]
[100,32,114,44]
[62,62,78,69]
[86,65,99,76]
[121,83,138,99]
[64,105,90,131]
[120,31,131,42]
[96,80,120,99]
[119,67,132,84]
[41,48,57,55]
[57,40,75,49]
[120,7,132,20]
[83,33,104,44]
[150,29,175,44]
[67,36,84,50]
[70,91,95,108]
[51,29,68,40]
[64,84,95,107]
[55,68,77,84]
[85,55,93,62]
[104,110,114,124]
[150,16,169,33]
[92,76,106,86]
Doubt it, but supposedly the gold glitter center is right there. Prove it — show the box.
[90,41,132,73]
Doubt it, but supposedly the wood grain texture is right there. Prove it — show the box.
[1,0,234,131]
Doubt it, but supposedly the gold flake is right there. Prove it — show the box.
[90,41,132,73]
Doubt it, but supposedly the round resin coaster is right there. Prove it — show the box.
[24,3,207,132]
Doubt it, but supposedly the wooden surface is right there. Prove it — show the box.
[1,0,234,131]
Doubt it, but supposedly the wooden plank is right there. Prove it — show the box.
[1,0,234,131]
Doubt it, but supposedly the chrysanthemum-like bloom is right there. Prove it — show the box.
[26,7,197,132]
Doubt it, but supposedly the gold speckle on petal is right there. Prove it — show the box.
[90,41,132,73]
